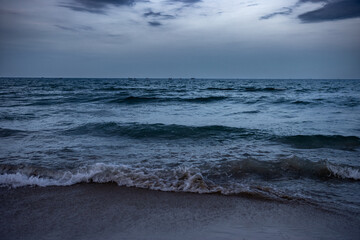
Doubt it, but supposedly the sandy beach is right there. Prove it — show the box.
[1,184,359,240]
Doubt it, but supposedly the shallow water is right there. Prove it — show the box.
[0,78,359,213]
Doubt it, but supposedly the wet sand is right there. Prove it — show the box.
[1,184,359,240]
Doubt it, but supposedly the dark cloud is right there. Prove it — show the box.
[298,0,325,2]
[74,0,136,8]
[143,10,175,20]
[298,0,360,22]
[55,25,78,32]
[260,7,292,20]
[59,4,105,14]
[167,0,202,9]
[261,0,360,23]
[170,0,201,3]
[55,25,94,32]
[148,21,162,27]
[60,0,136,14]
[59,0,202,18]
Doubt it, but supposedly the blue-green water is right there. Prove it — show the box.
[0,78,359,213]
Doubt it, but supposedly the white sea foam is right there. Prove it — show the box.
[1,161,359,199]
[2,163,280,199]
[327,164,360,180]
[0,163,223,193]
[0,172,60,187]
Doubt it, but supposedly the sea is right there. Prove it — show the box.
[0,78,359,214]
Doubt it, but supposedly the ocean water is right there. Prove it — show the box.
[0,78,359,214]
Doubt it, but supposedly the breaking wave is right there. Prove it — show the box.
[0,163,221,192]
[0,159,358,195]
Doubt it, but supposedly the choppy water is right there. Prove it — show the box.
[0,78,359,213]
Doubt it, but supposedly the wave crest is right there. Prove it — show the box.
[1,160,359,192]
[108,96,227,104]
[0,164,219,193]
[62,122,360,150]
[63,123,256,140]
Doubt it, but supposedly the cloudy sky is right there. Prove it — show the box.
[0,0,359,78]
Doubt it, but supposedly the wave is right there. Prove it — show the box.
[63,122,360,150]
[206,87,236,91]
[19,94,228,107]
[97,87,169,92]
[97,87,140,91]
[98,86,285,93]
[0,163,221,192]
[277,135,360,150]
[27,95,119,105]
[242,87,286,92]
[291,100,313,105]
[63,122,257,140]
[0,160,358,198]
[341,97,360,107]
[208,158,360,181]
[272,98,320,105]
[0,128,27,138]
[0,113,36,121]
[108,96,159,104]
[184,96,227,103]
[241,110,260,114]
[109,96,228,104]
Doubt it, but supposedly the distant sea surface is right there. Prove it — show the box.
[1,78,359,214]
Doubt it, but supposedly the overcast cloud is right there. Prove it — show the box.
[0,0,359,78]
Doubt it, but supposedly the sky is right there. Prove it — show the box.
[0,0,359,78]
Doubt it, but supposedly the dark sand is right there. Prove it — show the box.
[1,184,359,240]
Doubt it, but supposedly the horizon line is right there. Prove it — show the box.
[1,77,360,80]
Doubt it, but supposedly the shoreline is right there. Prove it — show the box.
[1,183,359,240]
